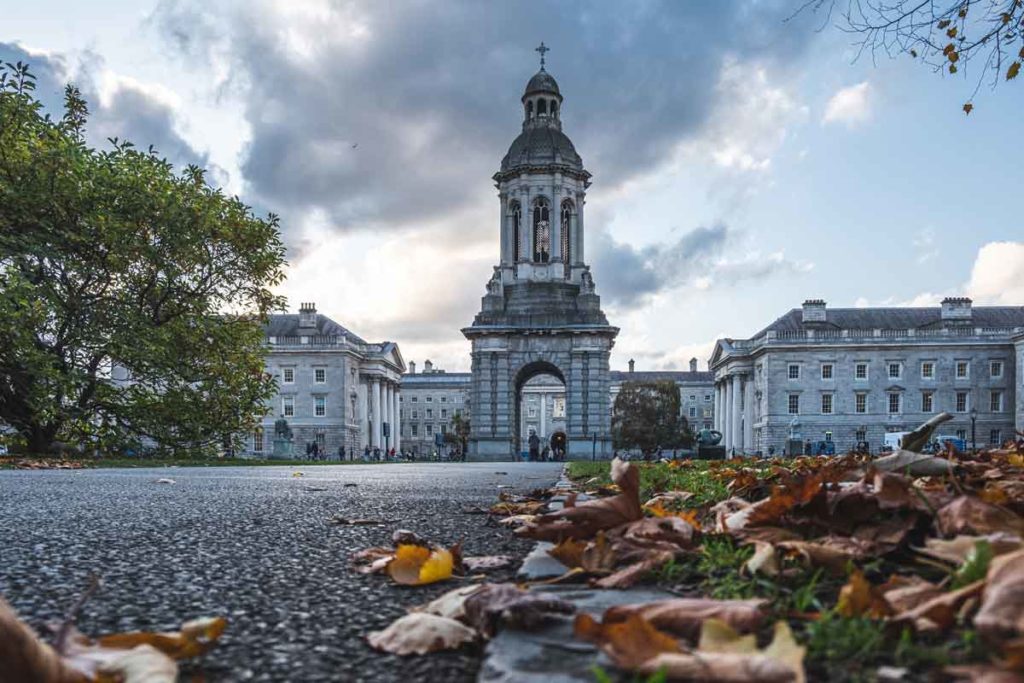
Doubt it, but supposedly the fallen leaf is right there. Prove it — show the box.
[837,570,892,619]
[574,612,681,669]
[97,616,227,659]
[917,534,1023,564]
[351,547,394,574]
[153,478,175,485]
[516,458,642,542]
[874,450,953,477]
[291,471,304,477]
[387,544,454,586]
[366,613,476,655]
[414,585,485,621]
[936,497,1024,537]
[891,579,985,633]
[463,583,575,637]
[617,516,699,550]
[975,549,1024,646]
[593,550,675,589]
[96,644,178,683]
[743,541,780,577]
[548,537,587,569]
[603,598,767,640]
[0,597,90,682]
[328,516,388,525]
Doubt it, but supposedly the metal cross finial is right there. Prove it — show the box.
[535,42,549,69]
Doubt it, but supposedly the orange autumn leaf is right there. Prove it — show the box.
[96,616,227,660]
[574,612,681,669]
[387,544,454,586]
[548,537,587,569]
[837,571,892,619]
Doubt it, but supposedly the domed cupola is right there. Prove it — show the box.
[496,43,588,179]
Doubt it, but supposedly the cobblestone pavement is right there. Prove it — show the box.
[0,462,561,682]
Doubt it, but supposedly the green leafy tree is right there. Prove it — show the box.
[0,63,286,455]
[447,411,471,455]
[611,380,684,454]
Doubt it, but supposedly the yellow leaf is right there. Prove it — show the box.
[388,544,453,585]
[948,50,960,63]
[419,548,455,584]
[947,27,957,38]
[1008,61,1021,80]
[698,618,758,653]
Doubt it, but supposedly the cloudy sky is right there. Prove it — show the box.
[5,0,1022,372]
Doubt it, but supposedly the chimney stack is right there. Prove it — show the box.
[298,302,317,330]
[424,359,434,374]
[801,299,827,323]
[941,297,973,321]
[689,357,698,372]
[408,361,416,374]
[628,359,635,373]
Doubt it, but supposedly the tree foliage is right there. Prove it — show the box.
[0,62,286,455]
[611,380,687,453]
[802,0,1023,109]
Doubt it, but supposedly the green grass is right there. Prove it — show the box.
[566,460,734,505]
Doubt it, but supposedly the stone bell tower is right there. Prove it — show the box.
[463,44,618,461]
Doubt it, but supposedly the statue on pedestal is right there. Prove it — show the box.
[272,416,294,459]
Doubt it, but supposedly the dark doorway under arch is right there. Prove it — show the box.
[513,361,566,460]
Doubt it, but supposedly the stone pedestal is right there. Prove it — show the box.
[272,438,294,459]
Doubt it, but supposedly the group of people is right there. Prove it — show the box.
[295,444,466,462]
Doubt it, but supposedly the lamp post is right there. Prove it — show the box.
[970,407,978,452]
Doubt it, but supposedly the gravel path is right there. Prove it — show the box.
[0,462,562,681]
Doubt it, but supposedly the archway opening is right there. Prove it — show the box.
[514,361,566,461]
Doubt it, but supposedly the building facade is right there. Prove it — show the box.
[463,52,618,461]
[245,303,405,457]
[711,298,1024,456]
[398,358,715,457]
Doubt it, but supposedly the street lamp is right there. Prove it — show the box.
[970,407,978,452]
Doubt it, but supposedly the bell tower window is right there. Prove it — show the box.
[525,101,533,120]
[537,98,548,116]
[510,200,522,262]
[533,198,550,263]
[560,200,573,275]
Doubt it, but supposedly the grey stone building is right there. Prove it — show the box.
[398,358,715,457]
[246,303,405,457]
[463,52,618,461]
[710,298,1024,456]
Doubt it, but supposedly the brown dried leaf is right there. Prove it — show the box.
[463,583,575,638]
[937,497,1024,537]
[975,549,1024,646]
[366,613,476,655]
[0,597,89,682]
[917,534,1023,565]
[462,555,514,572]
[603,598,767,640]
[96,616,227,660]
[548,537,587,569]
[414,585,484,621]
[892,579,985,633]
[837,570,892,619]
[592,550,675,589]
[574,612,681,670]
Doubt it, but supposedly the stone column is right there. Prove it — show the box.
[371,378,381,449]
[551,194,562,262]
[393,388,401,453]
[575,195,585,265]
[540,393,547,439]
[743,376,754,453]
[731,374,743,456]
[714,383,721,433]
[358,380,369,448]
[384,381,393,451]
[722,379,732,450]
[499,194,509,265]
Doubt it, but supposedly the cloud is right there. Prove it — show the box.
[591,223,812,307]
[823,81,871,126]
[151,0,820,241]
[966,241,1024,304]
[913,228,938,264]
[0,42,207,171]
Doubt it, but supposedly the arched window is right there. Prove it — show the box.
[526,101,533,120]
[560,200,573,274]
[533,197,550,263]
[550,100,558,118]
[510,201,522,262]
[537,98,548,116]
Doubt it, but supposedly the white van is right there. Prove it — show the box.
[883,431,911,452]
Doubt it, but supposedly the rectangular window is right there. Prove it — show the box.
[956,361,969,379]
[921,391,934,413]
[440,396,447,402]
[314,396,326,417]
[553,398,566,418]
[282,367,294,384]
[253,429,264,453]
[441,409,448,418]
[314,368,326,384]
[855,363,868,380]
[991,361,1004,378]
[315,431,325,449]
[411,396,418,402]
[855,393,867,414]
[411,425,418,436]
[426,396,433,402]
[689,394,696,401]
[855,429,867,442]
[788,364,800,380]
[412,410,418,419]
[703,422,712,430]
[990,429,1002,445]
[426,424,434,435]
[921,362,935,380]
[821,394,833,415]
[955,391,968,413]
[282,396,294,417]
[705,394,712,402]
[426,408,433,419]
[956,428,967,441]
[990,391,1003,412]
[787,394,800,415]
[689,407,697,418]
[441,424,448,434]
[888,363,901,380]
[888,393,901,414]
[527,406,537,418]
[821,363,834,380]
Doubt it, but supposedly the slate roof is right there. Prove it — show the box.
[525,69,561,97]
[754,306,1024,337]
[401,373,472,385]
[263,314,368,344]
[500,125,583,173]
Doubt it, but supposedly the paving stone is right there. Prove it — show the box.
[479,586,675,682]
[517,541,567,580]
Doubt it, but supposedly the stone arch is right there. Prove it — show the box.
[513,360,566,458]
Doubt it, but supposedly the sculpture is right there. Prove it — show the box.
[274,416,293,440]
[580,267,595,293]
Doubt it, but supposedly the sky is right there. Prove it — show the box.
[4,0,1022,373]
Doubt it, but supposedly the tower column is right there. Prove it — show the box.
[499,193,509,264]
